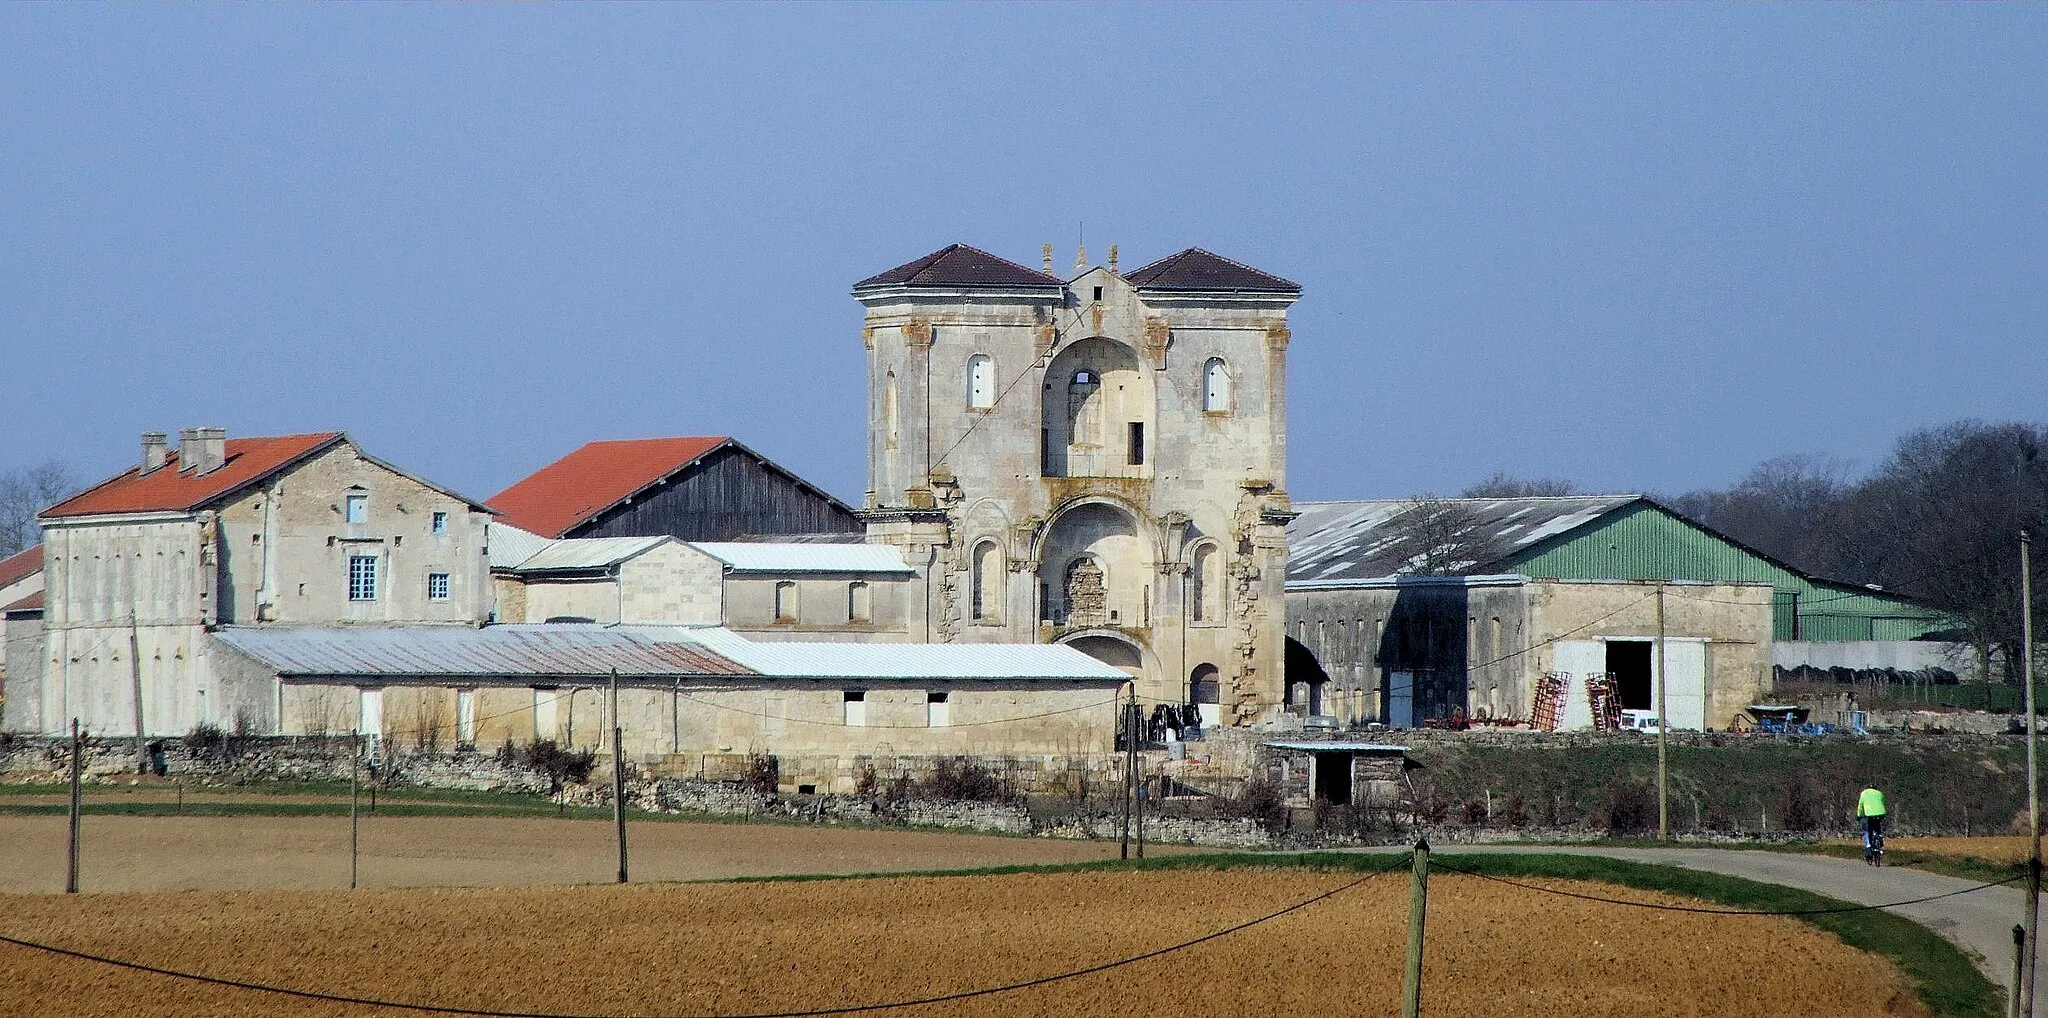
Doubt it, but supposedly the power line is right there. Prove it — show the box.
[0,859,1403,1018]
[1427,859,2027,916]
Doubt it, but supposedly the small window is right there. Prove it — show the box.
[848,580,871,624]
[1191,543,1221,622]
[843,690,867,727]
[774,580,799,622]
[345,493,368,524]
[1092,286,1103,302]
[1202,358,1231,413]
[966,354,995,409]
[427,572,451,601]
[1127,422,1145,466]
[347,555,379,601]
[455,689,476,744]
[927,690,951,728]
[431,511,448,534]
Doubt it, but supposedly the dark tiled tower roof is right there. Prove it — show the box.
[1122,248,1301,294]
[854,244,1063,290]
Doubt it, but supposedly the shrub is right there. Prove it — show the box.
[742,754,779,796]
[1499,792,1533,828]
[1224,778,1289,833]
[185,722,229,761]
[521,739,597,794]
[853,763,878,800]
[1603,781,1657,836]
[918,756,1015,803]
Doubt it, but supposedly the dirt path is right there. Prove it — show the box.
[0,814,1193,893]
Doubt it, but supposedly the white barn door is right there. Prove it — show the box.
[1552,641,1603,730]
[1659,639,1708,731]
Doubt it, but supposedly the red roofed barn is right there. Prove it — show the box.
[489,437,858,541]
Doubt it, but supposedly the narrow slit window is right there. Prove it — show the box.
[1127,422,1145,465]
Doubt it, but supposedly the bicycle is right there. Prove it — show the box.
[1863,822,1885,866]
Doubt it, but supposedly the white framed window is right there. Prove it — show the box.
[966,354,995,409]
[345,493,368,524]
[1203,358,1231,412]
[358,687,384,739]
[456,688,476,744]
[927,690,950,728]
[347,555,379,601]
[848,581,871,624]
[427,572,451,601]
[431,511,448,534]
[843,690,867,727]
[774,580,799,622]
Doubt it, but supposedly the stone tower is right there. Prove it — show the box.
[852,243,1300,725]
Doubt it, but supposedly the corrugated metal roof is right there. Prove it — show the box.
[486,522,554,570]
[512,536,672,574]
[680,628,1130,682]
[689,542,913,575]
[1287,496,1640,585]
[213,625,754,680]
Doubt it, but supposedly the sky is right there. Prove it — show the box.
[2,5,2043,507]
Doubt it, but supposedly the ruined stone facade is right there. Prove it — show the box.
[854,245,1300,720]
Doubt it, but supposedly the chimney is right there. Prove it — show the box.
[179,427,227,475]
[1042,244,1053,275]
[1108,244,1118,272]
[140,432,168,474]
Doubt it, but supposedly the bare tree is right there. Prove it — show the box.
[1668,453,1854,572]
[1461,472,1577,498]
[1385,497,1491,576]
[0,461,78,556]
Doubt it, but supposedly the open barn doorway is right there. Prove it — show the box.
[1606,640,1653,710]
[1312,752,1352,806]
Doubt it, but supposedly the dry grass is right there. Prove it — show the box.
[1882,837,2032,864]
[0,868,1922,1018]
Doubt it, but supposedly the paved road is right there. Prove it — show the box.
[1370,845,2034,1013]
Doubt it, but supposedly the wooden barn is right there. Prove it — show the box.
[489,437,861,542]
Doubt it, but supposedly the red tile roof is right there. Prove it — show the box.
[42,433,346,519]
[2,590,42,613]
[488,437,732,538]
[854,244,1063,290]
[0,545,41,589]
[1123,248,1300,294]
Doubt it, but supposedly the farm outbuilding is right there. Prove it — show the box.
[1260,741,1411,808]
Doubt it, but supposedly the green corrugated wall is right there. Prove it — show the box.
[1500,502,1950,642]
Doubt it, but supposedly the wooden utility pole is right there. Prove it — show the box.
[1656,585,1670,842]
[65,719,83,894]
[1401,839,1430,1018]
[2023,529,2039,1018]
[1135,737,1146,860]
[1119,687,1134,860]
[2014,924,2029,1018]
[128,615,147,775]
[611,669,628,884]
[349,731,361,890]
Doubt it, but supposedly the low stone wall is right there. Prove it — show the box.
[0,734,546,792]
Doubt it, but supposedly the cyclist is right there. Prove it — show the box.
[1856,785,1887,865]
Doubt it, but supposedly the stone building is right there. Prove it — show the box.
[4,429,496,735]
[853,243,1301,726]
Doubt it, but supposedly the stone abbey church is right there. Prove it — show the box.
[853,243,1301,726]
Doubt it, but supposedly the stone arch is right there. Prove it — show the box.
[1188,540,1223,623]
[1034,499,1153,629]
[1058,631,1147,679]
[1040,337,1152,478]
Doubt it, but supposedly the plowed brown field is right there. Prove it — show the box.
[0,869,1923,1018]
[0,814,1194,893]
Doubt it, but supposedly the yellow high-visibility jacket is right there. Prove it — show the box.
[1857,788,1887,818]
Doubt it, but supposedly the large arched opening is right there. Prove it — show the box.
[1040,338,1153,479]
[1036,499,1153,631]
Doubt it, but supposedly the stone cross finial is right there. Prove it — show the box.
[1043,244,1053,274]
[1074,243,1087,272]
[1108,244,1118,272]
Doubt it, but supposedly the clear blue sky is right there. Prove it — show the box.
[3,5,2042,506]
